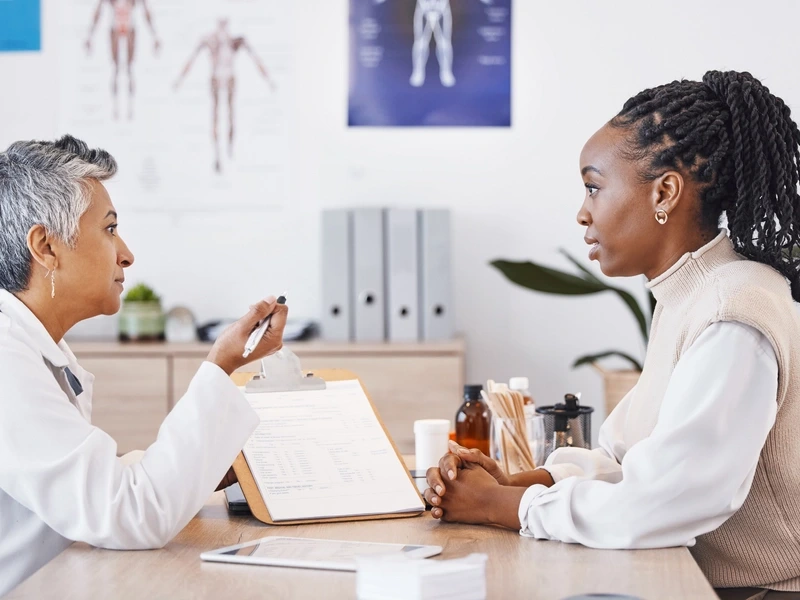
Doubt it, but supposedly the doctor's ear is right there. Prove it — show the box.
[25,224,59,273]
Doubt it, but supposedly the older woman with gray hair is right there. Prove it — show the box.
[0,135,287,595]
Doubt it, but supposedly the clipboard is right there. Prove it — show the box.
[230,367,425,526]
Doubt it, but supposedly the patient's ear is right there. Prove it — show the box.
[26,224,59,273]
[651,170,685,216]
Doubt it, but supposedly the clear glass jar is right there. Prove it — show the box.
[490,414,546,473]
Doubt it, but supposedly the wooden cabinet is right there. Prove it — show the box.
[70,340,465,455]
[79,357,169,455]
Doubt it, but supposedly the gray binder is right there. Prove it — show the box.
[385,208,419,342]
[352,208,386,341]
[321,209,352,341]
[418,209,453,341]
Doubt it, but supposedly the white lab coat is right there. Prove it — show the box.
[0,290,259,597]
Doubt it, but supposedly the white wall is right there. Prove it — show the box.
[3,0,800,431]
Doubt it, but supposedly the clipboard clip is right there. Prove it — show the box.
[244,347,327,394]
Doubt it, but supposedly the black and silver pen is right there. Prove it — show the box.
[242,294,286,358]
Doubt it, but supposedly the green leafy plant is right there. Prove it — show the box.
[490,250,655,371]
[123,283,161,303]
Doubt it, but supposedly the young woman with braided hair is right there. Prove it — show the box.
[425,71,800,598]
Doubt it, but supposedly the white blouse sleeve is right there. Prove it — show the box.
[0,359,259,549]
[517,321,778,548]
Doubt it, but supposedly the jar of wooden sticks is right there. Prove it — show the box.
[482,380,545,475]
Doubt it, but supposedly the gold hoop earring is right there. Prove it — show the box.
[655,209,669,225]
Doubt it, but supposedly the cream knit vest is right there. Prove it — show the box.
[635,230,800,590]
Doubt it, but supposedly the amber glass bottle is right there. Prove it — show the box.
[454,384,490,455]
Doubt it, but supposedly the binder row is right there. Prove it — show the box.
[321,208,454,342]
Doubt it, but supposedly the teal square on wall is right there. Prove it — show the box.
[0,0,41,52]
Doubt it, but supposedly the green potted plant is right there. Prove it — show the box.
[118,283,166,342]
[490,251,655,414]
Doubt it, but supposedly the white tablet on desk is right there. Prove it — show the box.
[200,536,442,572]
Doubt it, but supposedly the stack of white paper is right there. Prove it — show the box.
[242,380,425,522]
[355,553,488,600]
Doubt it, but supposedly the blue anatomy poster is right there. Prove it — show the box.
[0,0,41,52]
[349,0,511,127]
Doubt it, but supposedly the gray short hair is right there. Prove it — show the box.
[0,135,117,292]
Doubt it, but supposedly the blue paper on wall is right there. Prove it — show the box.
[349,0,511,127]
[0,0,41,52]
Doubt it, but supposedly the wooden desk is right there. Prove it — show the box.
[7,493,717,600]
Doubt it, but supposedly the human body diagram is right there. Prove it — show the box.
[375,0,491,87]
[85,0,161,120]
[173,19,277,174]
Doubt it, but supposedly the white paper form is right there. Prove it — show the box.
[242,380,425,521]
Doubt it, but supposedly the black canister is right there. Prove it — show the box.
[536,393,594,462]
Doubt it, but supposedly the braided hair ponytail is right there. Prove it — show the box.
[610,70,800,301]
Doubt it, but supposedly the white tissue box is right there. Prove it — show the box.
[355,553,488,600]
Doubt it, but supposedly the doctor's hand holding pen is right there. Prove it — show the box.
[205,295,289,377]
[207,294,288,491]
